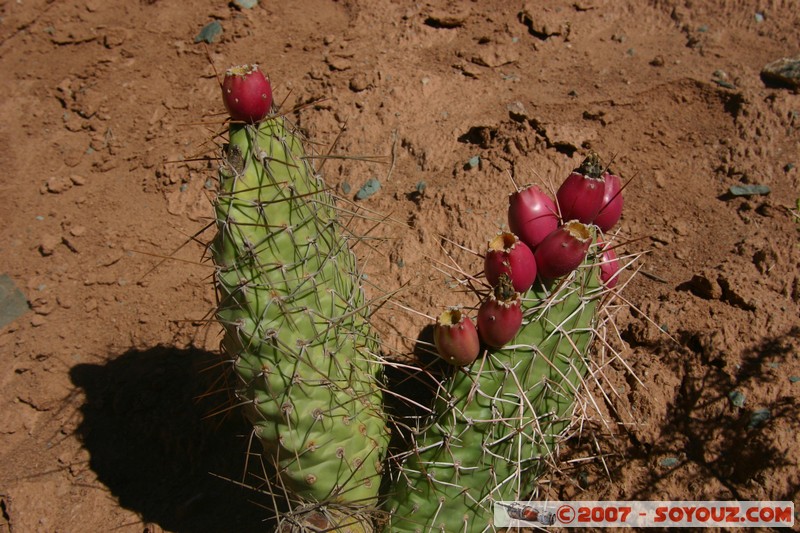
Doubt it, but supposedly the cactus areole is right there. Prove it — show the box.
[210,115,389,510]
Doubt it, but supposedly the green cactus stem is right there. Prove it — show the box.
[211,116,390,512]
[384,259,604,532]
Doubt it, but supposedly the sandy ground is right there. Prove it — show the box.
[1,0,799,531]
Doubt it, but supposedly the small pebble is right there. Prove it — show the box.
[39,234,61,256]
[506,101,528,121]
[728,390,745,407]
[729,184,770,197]
[45,176,73,194]
[232,0,258,8]
[31,298,54,316]
[356,178,381,200]
[349,72,369,92]
[672,219,690,236]
[748,408,770,428]
[195,21,223,44]
[660,457,679,468]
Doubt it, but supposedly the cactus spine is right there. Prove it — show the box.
[384,259,603,532]
[211,116,390,516]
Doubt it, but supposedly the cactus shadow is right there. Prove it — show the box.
[382,325,445,421]
[69,346,274,533]
[614,326,800,501]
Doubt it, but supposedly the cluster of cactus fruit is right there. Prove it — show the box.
[209,64,628,532]
[432,152,624,368]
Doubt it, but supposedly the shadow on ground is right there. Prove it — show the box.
[620,326,800,501]
[70,346,275,533]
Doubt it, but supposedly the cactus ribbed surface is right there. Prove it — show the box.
[211,117,390,510]
[384,262,603,532]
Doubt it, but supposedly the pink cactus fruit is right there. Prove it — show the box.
[534,220,593,280]
[477,276,523,348]
[433,307,481,366]
[594,170,624,232]
[508,185,560,250]
[484,232,537,293]
[222,64,273,124]
[556,153,606,224]
[597,240,621,288]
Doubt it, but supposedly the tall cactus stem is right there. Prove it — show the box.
[210,115,390,524]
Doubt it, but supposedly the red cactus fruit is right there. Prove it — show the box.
[534,220,593,280]
[597,241,621,288]
[433,307,481,366]
[484,232,537,293]
[508,185,559,250]
[477,277,523,348]
[556,153,606,224]
[594,171,624,232]
[222,64,273,124]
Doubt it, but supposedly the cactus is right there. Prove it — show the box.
[210,115,390,521]
[383,256,604,532]
[206,66,630,532]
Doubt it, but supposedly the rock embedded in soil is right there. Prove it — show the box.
[44,176,73,194]
[0,275,30,329]
[761,56,800,89]
[471,44,519,67]
[518,6,570,39]
[349,72,370,92]
[424,7,471,28]
[684,273,722,300]
[39,235,61,256]
[194,20,223,44]
[506,101,529,122]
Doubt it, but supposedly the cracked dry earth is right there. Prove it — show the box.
[0,0,798,531]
